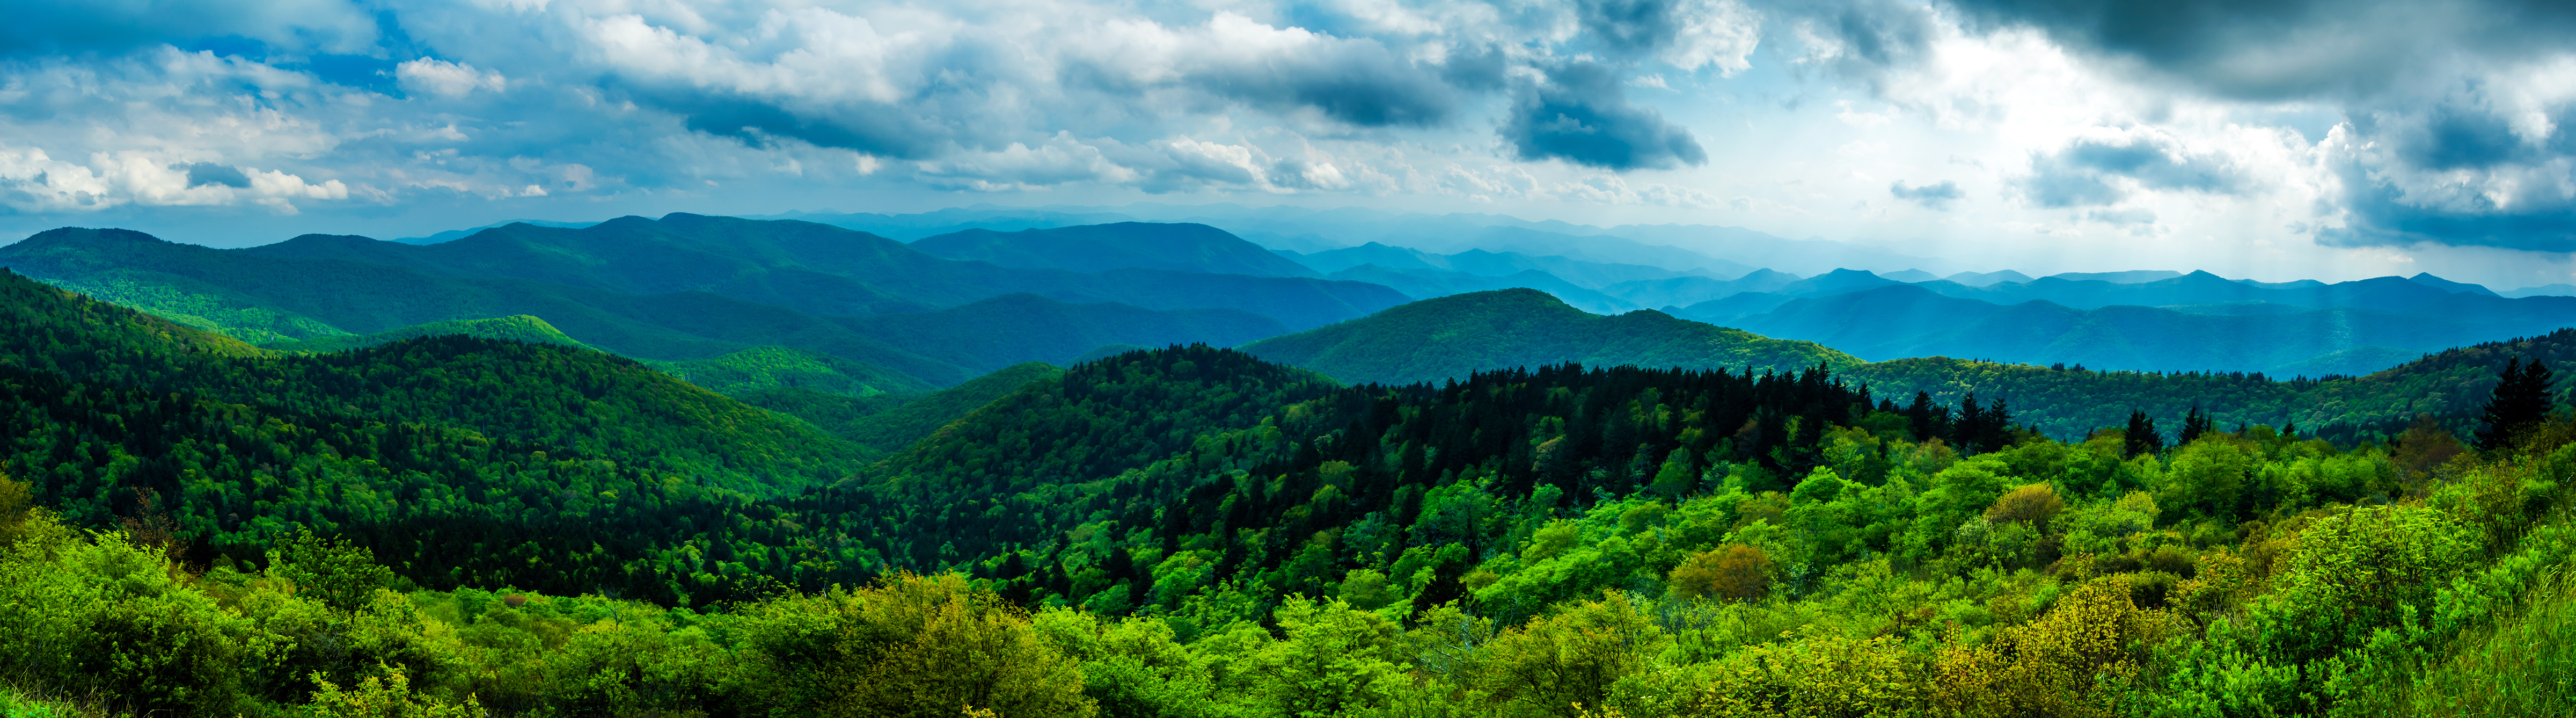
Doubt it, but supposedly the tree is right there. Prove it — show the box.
[2476,357,2556,451]
[735,572,1095,718]
[1952,393,1987,453]
[269,527,396,613]
[1668,545,1772,601]
[2123,410,2163,459]
[2178,405,2212,446]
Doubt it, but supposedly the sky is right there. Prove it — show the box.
[5,0,2576,287]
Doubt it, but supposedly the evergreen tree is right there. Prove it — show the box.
[2178,405,2212,446]
[1951,393,1985,452]
[2123,410,2164,459]
[2476,357,2557,450]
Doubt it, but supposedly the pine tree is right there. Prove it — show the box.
[2123,410,2163,459]
[2476,357,2556,451]
[1951,393,1985,452]
[1980,399,2014,454]
[2178,405,2211,446]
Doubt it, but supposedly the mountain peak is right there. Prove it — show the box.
[2404,272,2500,296]
[13,227,174,250]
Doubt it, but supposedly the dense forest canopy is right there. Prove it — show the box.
[6,257,2576,716]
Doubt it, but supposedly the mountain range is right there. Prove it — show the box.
[0,217,1406,393]
[13,207,2576,716]
[15,207,2576,432]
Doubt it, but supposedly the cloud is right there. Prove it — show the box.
[397,59,507,97]
[0,0,379,57]
[180,163,252,188]
[1945,0,2576,100]
[1157,14,1462,127]
[2314,121,2576,251]
[1777,0,1940,93]
[2085,207,2154,226]
[1577,0,1764,74]
[2017,130,2247,207]
[1503,60,1709,170]
[1890,179,1962,209]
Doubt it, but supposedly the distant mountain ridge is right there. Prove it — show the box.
[1,219,1403,391]
[1240,288,1857,386]
[909,222,1316,278]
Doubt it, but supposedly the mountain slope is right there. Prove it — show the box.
[643,344,939,396]
[840,361,1066,453]
[835,293,1290,373]
[1606,269,1805,309]
[1240,288,1860,386]
[237,214,1404,329]
[0,227,983,385]
[0,267,860,600]
[264,315,594,353]
[909,222,1316,277]
[1322,265,1641,314]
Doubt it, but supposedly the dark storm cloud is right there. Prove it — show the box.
[1503,61,1708,170]
[1761,0,1937,93]
[2017,135,2244,207]
[179,163,251,188]
[1577,0,1688,54]
[1890,180,1963,209]
[1944,0,2576,99]
[1184,39,1461,127]
[0,0,379,57]
[2369,103,2576,171]
[627,89,952,159]
[2318,172,2576,252]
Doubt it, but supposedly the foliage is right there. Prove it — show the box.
[265,315,594,355]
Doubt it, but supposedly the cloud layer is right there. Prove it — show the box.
[0,0,2573,285]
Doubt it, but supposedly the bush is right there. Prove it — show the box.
[1669,546,1771,601]
[735,572,1095,718]
[1984,484,2065,528]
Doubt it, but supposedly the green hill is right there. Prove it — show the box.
[641,344,937,396]
[718,361,1064,456]
[262,315,594,353]
[10,306,2576,716]
[0,267,863,601]
[840,361,1066,452]
[1239,288,1861,386]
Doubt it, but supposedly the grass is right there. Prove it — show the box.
[0,686,95,718]
[2400,566,2576,716]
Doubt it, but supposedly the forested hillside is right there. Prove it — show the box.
[1235,288,2576,447]
[0,268,858,600]
[10,223,2576,716]
[13,332,2576,716]
[1241,288,1860,385]
[261,315,594,353]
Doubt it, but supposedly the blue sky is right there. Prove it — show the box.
[6,0,2576,287]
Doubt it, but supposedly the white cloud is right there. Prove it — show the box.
[397,59,508,97]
